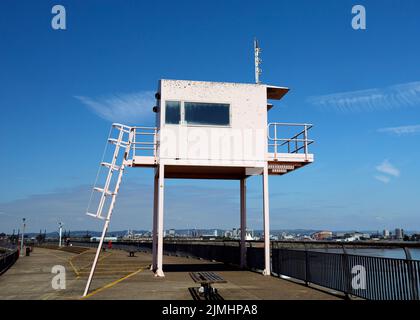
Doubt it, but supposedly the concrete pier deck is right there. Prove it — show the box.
[0,247,341,300]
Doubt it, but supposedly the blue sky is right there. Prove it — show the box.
[1,0,419,233]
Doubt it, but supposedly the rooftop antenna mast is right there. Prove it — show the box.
[254,38,262,84]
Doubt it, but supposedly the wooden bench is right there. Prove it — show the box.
[189,272,226,298]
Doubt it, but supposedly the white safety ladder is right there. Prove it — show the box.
[83,123,134,297]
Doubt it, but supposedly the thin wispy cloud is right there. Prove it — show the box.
[377,124,420,136]
[308,81,420,113]
[376,160,400,177]
[374,175,390,184]
[374,160,400,184]
[75,91,156,124]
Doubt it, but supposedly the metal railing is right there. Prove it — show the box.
[178,241,409,300]
[131,126,158,158]
[267,123,314,158]
[110,123,158,158]
[112,122,315,160]
[269,247,420,300]
[68,239,420,300]
[0,245,19,276]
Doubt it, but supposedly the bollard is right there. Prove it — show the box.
[25,247,31,256]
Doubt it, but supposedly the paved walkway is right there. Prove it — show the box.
[0,247,341,300]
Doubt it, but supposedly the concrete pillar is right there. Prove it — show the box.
[155,163,165,277]
[262,165,271,276]
[240,178,247,268]
[151,169,158,271]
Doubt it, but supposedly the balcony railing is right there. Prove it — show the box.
[267,123,314,158]
[109,124,158,158]
[110,122,314,162]
[131,126,158,158]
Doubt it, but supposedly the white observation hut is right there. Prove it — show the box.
[82,43,314,296]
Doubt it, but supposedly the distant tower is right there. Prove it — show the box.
[254,38,262,84]
[395,228,404,240]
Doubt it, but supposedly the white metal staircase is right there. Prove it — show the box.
[83,123,158,296]
[86,123,133,221]
[83,123,134,296]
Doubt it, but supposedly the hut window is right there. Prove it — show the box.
[184,102,230,126]
[165,101,181,124]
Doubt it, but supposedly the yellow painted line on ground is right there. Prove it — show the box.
[69,248,91,261]
[77,252,113,272]
[78,271,142,276]
[65,248,93,277]
[42,248,84,279]
[81,266,146,299]
[68,258,80,277]
[65,248,110,278]
[67,248,95,277]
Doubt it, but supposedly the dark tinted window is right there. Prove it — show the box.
[165,101,180,124]
[184,102,230,126]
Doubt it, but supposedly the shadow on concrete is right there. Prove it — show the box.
[163,263,239,272]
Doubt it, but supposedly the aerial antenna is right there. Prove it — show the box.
[254,38,262,84]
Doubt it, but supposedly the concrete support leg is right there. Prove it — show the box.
[262,165,271,276]
[151,169,158,271]
[240,178,247,269]
[155,163,165,277]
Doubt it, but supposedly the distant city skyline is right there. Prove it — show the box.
[3,226,419,237]
[1,1,420,233]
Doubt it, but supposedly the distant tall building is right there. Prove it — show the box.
[395,228,404,240]
[214,230,218,237]
[383,229,390,238]
[191,229,200,238]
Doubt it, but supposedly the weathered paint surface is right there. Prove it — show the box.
[158,79,269,167]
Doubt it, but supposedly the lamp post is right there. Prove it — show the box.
[20,218,26,256]
[58,222,63,247]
